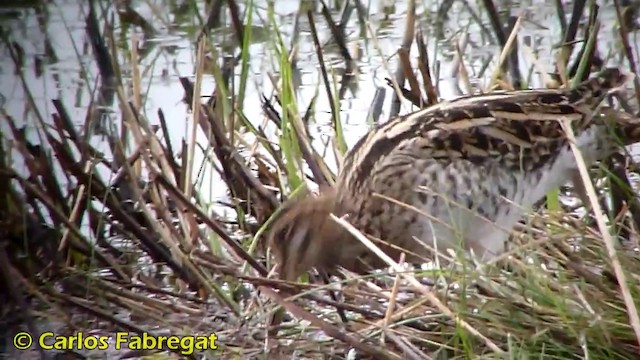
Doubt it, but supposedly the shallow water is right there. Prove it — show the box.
[3,0,634,203]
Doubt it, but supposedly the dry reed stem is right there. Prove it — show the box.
[454,33,473,95]
[57,160,93,252]
[260,286,399,360]
[560,116,640,348]
[366,22,409,115]
[307,10,347,158]
[486,16,522,91]
[185,37,206,198]
[381,253,405,345]
[398,48,424,107]
[390,0,416,117]
[416,29,438,105]
[448,31,467,90]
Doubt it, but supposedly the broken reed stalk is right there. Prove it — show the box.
[390,0,416,118]
[416,28,439,106]
[485,16,522,91]
[397,48,425,107]
[481,0,521,85]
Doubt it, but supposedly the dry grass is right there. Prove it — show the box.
[1,1,640,359]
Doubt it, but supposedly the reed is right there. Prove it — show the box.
[1,1,639,358]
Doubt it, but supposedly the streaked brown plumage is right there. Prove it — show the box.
[268,68,640,282]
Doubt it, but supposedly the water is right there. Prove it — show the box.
[1,0,638,357]
[3,0,625,202]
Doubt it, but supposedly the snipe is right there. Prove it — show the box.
[268,68,640,282]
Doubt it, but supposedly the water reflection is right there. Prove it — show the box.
[0,0,634,204]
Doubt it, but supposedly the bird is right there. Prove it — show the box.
[267,68,640,283]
